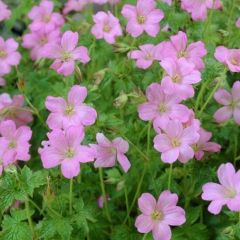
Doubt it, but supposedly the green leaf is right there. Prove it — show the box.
[0,209,33,240]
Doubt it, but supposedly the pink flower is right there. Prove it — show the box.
[154,120,199,164]
[0,93,33,127]
[0,0,11,22]
[192,128,221,160]
[181,0,221,21]
[167,31,207,70]
[63,0,89,14]
[45,31,90,76]
[135,191,186,240]
[45,85,97,130]
[138,83,190,131]
[0,37,21,75]
[22,29,61,61]
[91,11,122,44]
[128,44,161,69]
[90,133,131,172]
[182,109,200,130]
[236,18,240,28]
[28,0,64,32]
[39,126,94,179]
[121,0,164,37]
[214,81,240,125]
[214,46,240,72]
[202,163,240,215]
[0,120,32,166]
[160,58,201,99]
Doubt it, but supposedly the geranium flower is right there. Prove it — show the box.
[90,133,131,172]
[154,120,199,163]
[0,0,11,22]
[135,191,186,240]
[202,163,240,214]
[45,85,97,129]
[45,31,90,76]
[121,0,164,37]
[39,126,94,179]
[91,11,122,44]
[214,81,240,125]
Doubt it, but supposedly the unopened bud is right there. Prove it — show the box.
[114,92,128,108]
[113,42,131,53]
[75,66,82,81]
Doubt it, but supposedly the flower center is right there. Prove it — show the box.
[103,24,111,33]
[230,57,238,65]
[64,148,75,158]
[192,144,199,152]
[144,53,153,60]
[65,105,75,116]
[39,37,48,46]
[61,52,72,62]
[9,140,17,149]
[178,50,187,58]
[224,188,237,199]
[137,15,146,24]
[43,15,51,23]
[172,74,181,83]
[0,50,7,58]
[158,103,167,113]
[151,210,163,221]
[171,137,181,147]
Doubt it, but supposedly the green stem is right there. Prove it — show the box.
[28,198,42,214]
[124,186,130,226]
[25,199,35,238]
[99,168,111,222]
[123,164,147,224]
[198,78,222,117]
[142,233,148,240]
[227,0,236,30]
[234,134,238,166]
[147,122,151,155]
[202,0,215,40]
[69,178,73,215]
[168,164,173,190]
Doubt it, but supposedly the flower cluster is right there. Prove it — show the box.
[22,0,64,61]
[181,0,222,21]
[39,85,130,178]
[0,37,21,86]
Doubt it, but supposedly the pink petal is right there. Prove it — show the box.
[61,31,78,51]
[138,193,156,215]
[163,206,186,226]
[68,85,87,106]
[61,159,80,179]
[117,153,131,172]
[135,214,154,233]
[161,148,179,163]
[152,223,171,240]
[45,96,66,112]
[202,183,225,201]
[214,46,229,63]
[233,108,240,125]
[154,134,172,152]
[214,106,232,123]
[217,163,236,188]
[113,137,129,153]
[214,89,232,105]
